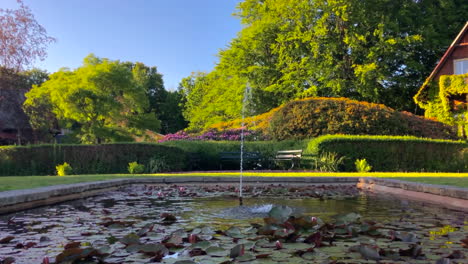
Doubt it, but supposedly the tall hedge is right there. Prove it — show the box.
[306,135,467,172]
[0,143,188,176]
[0,140,309,176]
[269,97,458,140]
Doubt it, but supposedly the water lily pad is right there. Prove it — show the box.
[358,244,380,260]
[236,252,256,262]
[119,233,140,246]
[0,236,14,244]
[230,244,245,258]
[191,241,212,250]
[206,246,228,257]
[270,251,292,261]
[268,206,293,223]
[174,261,197,264]
[335,212,361,225]
[226,227,244,239]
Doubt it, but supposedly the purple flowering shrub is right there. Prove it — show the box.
[158,128,264,142]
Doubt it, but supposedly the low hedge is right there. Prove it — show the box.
[0,143,188,176]
[306,135,467,172]
[269,97,458,140]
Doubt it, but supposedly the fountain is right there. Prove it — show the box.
[239,85,253,206]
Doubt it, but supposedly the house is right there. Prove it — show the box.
[414,21,468,138]
[0,67,35,145]
[0,88,34,145]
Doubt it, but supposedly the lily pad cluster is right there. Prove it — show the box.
[0,184,466,264]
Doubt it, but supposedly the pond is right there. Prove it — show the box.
[0,184,467,264]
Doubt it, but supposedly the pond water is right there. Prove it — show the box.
[0,184,466,264]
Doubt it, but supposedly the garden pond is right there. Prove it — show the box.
[0,184,467,264]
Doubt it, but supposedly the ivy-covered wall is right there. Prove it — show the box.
[414,73,468,137]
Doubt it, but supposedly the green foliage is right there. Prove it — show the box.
[0,140,308,175]
[180,0,468,129]
[355,159,372,173]
[128,161,145,174]
[415,74,467,138]
[23,54,162,144]
[312,152,346,172]
[269,97,457,140]
[179,72,246,131]
[56,162,72,176]
[0,143,188,176]
[132,63,187,134]
[306,135,467,172]
[158,90,188,134]
[147,157,170,173]
[160,140,308,170]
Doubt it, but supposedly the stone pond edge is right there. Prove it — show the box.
[0,176,467,214]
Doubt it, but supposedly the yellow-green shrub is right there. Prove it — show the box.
[56,162,73,176]
[269,97,457,140]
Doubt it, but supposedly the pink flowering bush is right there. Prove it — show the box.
[158,129,263,142]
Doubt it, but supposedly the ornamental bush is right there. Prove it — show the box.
[355,159,372,173]
[158,128,264,143]
[306,135,467,172]
[56,162,73,176]
[269,97,458,140]
[128,161,145,174]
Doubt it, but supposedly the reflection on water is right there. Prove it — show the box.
[0,185,466,263]
[181,193,466,227]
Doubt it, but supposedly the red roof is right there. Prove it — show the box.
[421,21,468,88]
[415,21,468,103]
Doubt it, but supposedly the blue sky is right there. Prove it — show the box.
[2,0,243,90]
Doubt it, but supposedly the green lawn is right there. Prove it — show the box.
[390,177,468,188]
[0,172,467,192]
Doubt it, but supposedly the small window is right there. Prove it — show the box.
[454,59,468,75]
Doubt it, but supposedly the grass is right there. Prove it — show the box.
[0,172,467,192]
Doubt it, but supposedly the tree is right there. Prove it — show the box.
[24,54,161,144]
[130,62,187,134]
[179,71,245,131]
[0,0,55,71]
[181,0,468,130]
[158,90,188,134]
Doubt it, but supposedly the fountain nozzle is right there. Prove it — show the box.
[239,196,243,206]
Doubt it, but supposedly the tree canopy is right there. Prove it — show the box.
[0,0,55,71]
[180,0,468,130]
[24,54,162,144]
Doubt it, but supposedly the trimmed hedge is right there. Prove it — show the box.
[0,143,188,176]
[160,140,308,170]
[269,97,458,140]
[306,135,467,172]
[0,140,309,176]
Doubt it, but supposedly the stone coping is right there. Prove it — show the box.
[0,176,467,214]
[359,177,468,200]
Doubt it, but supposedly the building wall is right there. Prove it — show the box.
[434,36,468,80]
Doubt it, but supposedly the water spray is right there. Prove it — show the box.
[239,85,251,206]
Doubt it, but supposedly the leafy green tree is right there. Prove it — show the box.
[181,0,468,130]
[24,54,161,143]
[158,90,188,134]
[130,62,188,134]
[179,71,246,131]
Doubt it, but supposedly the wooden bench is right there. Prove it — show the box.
[219,151,262,170]
[274,149,303,169]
